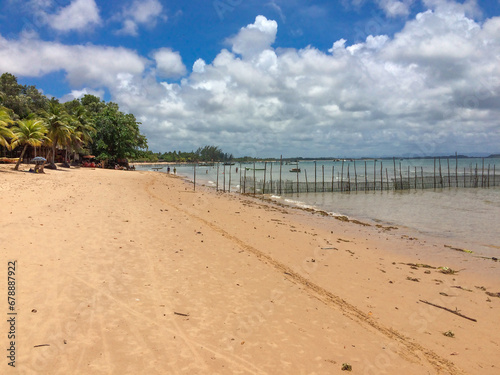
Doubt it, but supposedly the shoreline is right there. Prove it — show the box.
[1,164,499,374]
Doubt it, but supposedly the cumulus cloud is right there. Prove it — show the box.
[116,0,165,36]
[153,48,187,78]
[0,34,146,87]
[227,15,278,59]
[45,0,101,32]
[60,87,105,102]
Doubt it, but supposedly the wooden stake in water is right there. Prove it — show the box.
[393,157,397,190]
[305,169,309,192]
[314,161,317,193]
[331,166,334,192]
[253,161,256,196]
[414,166,417,190]
[239,163,242,193]
[347,164,351,192]
[433,158,436,189]
[228,164,232,193]
[322,165,325,192]
[296,163,299,196]
[380,162,383,191]
[447,158,451,188]
[244,167,247,194]
[374,160,377,191]
[223,163,226,192]
[263,162,267,194]
[482,158,485,188]
[216,162,219,191]
[270,162,273,194]
[194,163,196,191]
[279,155,283,195]
[365,160,370,191]
[341,160,344,192]
[455,152,458,188]
[386,168,389,190]
[438,158,443,188]
[354,160,358,192]
[421,167,424,189]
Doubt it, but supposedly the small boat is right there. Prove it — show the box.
[223,162,235,166]
[290,168,301,173]
[246,167,265,171]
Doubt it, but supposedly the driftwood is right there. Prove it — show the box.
[34,344,50,348]
[419,300,477,322]
[174,312,189,317]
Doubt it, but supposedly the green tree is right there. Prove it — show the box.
[41,101,74,167]
[0,106,15,150]
[11,119,48,170]
[81,96,147,161]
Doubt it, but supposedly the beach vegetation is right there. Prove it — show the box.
[11,119,48,170]
[0,73,148,168]
[0,106,15,150]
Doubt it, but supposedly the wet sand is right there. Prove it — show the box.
[1,164,499,374]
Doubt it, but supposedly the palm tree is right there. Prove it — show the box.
[11,119,48,170]
[67,104,96,162]
[42,102,73,168]
[0,106,15,151]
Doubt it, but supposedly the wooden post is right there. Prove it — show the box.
[244,167,247,194]
[455,152,458,188]
[393,157,397,190]
[494,165,496,187]
[322,165,325,192]
[399,162,403,189]
[216,162,219,191]
[193,163,196,191]
[407,165,410,189]
[314,161,317,192]
[228,164,232,193]
[438,158,443,188]
[239,163,242,193]
[374,160,376,191]
[295,162,299,195]
[253,161,256,196]
[341,160,344,192]
[475,163,478,187]
[279,155,283,195]
[380,162,383,191]
[354,160,358,192]
[364,161,368,191]
[331,166,334,192]
[421,167,424,189]
[223,164,226,192]
[270,162,273,194]
[433,158,436,189]
[446,158,451,188]
[487,164,490,188]
[414,166,417,190]
[386,168,389,190]
[482,158,485,188]
[305,169,309,192]
[347,164,350,192]
[263,162,267,194]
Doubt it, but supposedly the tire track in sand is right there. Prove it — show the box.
[145,174,466,375]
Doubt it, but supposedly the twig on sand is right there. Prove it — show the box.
[174,312,189,317]
[419,300,477,322]
[34,344,50,348]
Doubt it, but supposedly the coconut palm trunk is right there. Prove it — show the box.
[14,144,28,171]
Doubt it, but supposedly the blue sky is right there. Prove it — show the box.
[1,0,500,157]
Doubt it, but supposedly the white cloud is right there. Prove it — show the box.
[193,59,206,73]
[227,15,278,59]
[377,0,414,17]
[60,87,105,102]
[153,48,187,78]
[0,34,146,87]
[46,0,101,32]
[116,0,165,36]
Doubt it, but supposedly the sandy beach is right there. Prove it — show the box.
[1,164,499,374]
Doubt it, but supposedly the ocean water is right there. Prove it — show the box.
[136,158,500,256]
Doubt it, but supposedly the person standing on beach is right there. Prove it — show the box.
[167,166,170,173]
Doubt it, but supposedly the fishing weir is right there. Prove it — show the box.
[208,157,499,195]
